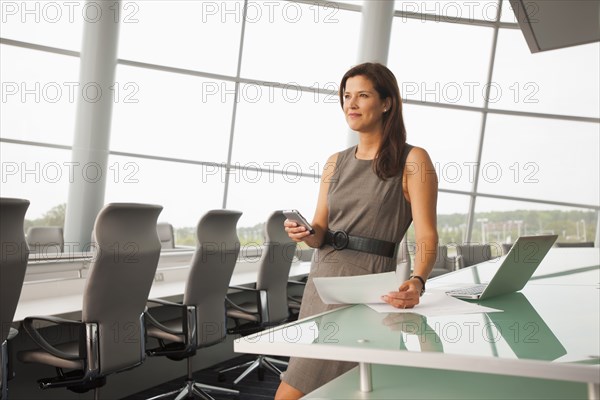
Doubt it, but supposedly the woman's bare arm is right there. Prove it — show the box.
[284,152,339,248]
[383,146,438,308]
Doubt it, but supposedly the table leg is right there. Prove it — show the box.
[588,382,599,400]
[359,362,372,392]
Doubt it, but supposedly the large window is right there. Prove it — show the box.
[0,142,70,220]
[492,29,600,118]
[103,154,225,229]
[479,114,599,206]
[232,87,345,172]
[389,18,494,107]
[0,45,79,146]
[110,65,234,163]
[2,0,598,246]
[0,0,83,51]
[395,0,501,22]
[474,198,597,246]
[118,0,243,76]
[241,3,360,88]
[402,104,482,192]
[390,1,598,245]
[227,174,320,230]
[436,192,472,244]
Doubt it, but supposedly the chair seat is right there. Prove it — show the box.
[226,303,259,322]
[19,341,83,370]
[146,319,185,343]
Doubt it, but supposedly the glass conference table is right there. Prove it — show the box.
[234,248,600,399]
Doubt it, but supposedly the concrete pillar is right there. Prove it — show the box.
[64,0,121,250]
[595,213,599,248]
[347,0,395,147]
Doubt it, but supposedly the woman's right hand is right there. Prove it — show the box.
[284,219,313,242]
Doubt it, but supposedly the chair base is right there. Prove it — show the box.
[146,379,239,400]
[1,340,9,400]
[217,355,288,385]
[36,369,106,393]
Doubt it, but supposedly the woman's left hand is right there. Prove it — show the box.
[381,279,422,309]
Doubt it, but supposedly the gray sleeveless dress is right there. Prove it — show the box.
[282,144,414,394]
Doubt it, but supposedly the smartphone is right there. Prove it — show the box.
[283,209,315,235]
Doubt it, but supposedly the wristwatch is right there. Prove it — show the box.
[409,275,426,296]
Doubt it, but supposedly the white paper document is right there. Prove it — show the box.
[313,271,399,305]
[313,272,501,317]
[366,291,501,317]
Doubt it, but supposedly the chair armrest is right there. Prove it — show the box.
[228,285,258,292]
[21,316,84,361]
[24,315,82,326]
[145,298,189,336]
[147,298,184,308]
[455,255,464,270]
[225,297,259,315]
[445,256,457,272]
[145,312,185,336]
[288,280,305,304]
[227,286,270,324]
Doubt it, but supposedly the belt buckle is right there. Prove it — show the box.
[332,230,349,250]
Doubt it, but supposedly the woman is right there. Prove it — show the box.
[276,62,438,399]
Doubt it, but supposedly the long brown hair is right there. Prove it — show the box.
[339,62,407,180]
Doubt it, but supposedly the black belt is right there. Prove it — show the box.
[324,230,399,259]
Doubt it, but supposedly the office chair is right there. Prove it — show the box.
[1,198,30,400]
[287,281,305,316]
[26,226,64,254]
[218,210,296,384]
[18,203,162,397]
[157,222,176,249]
[286,247,313,316]
[501,243,514,255]
[144,210,243,400]
[455,243,494,269]
[429,246,457,278]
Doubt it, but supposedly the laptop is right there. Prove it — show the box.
[446,234,558,300]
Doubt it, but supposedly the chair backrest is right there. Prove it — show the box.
[432,245,446,269]
[0,198,30,343]
[438,245,458,269]
[456,243,493,268]
[82,203,162,375]
[184,210,242,347]
[501,243,513,255]
[256,211,297,324]
[296,247,314,262]
[26,226,64,254]
[156,222,175,249]
[426,245,453,278]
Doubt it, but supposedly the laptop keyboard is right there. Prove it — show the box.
[447,284,487,295]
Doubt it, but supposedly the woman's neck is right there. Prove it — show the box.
[355,132,382,160]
